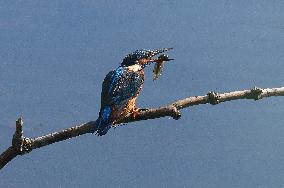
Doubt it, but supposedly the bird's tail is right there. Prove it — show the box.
[96,107,112,136]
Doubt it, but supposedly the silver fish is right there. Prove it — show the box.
[153,54,174,80]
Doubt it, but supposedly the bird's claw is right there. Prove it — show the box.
[130,107,140,119]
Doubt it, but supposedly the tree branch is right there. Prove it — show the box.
[1,86,284,170]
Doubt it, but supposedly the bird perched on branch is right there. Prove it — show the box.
[96,48,173,136]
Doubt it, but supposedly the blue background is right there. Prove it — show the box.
[1,1,284,187]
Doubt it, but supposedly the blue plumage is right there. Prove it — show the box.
[96,48,173,136]
[96,66,144,136]
[96,107,112,136]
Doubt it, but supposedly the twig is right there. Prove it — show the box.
[1,86,284,170]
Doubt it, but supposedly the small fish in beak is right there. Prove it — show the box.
[153,54,174,80]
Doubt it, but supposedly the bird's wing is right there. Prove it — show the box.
[100,67,144,109]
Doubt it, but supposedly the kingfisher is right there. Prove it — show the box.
[95,48,173,136]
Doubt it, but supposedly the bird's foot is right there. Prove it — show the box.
[130,107,140,119]
[130,108,149,119]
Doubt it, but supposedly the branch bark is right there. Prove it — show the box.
[1,86,284,170]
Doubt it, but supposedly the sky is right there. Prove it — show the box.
[1,0,284,187]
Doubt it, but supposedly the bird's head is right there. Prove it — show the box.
[121,48,173,68]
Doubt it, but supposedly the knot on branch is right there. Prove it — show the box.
[12,117,32,155]
[207,91,220,105]
[169,106,181,120]
[20,138,33,155]
[248,87,263,100]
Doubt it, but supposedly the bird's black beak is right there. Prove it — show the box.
[148,48,173,58]
[137,48,174,66]
[157,54,174,62]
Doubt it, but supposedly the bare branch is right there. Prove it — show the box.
[1,86,284,170]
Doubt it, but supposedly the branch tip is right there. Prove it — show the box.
[15,117,23,134]
[12,117,32,154]
[12,117,24,152]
